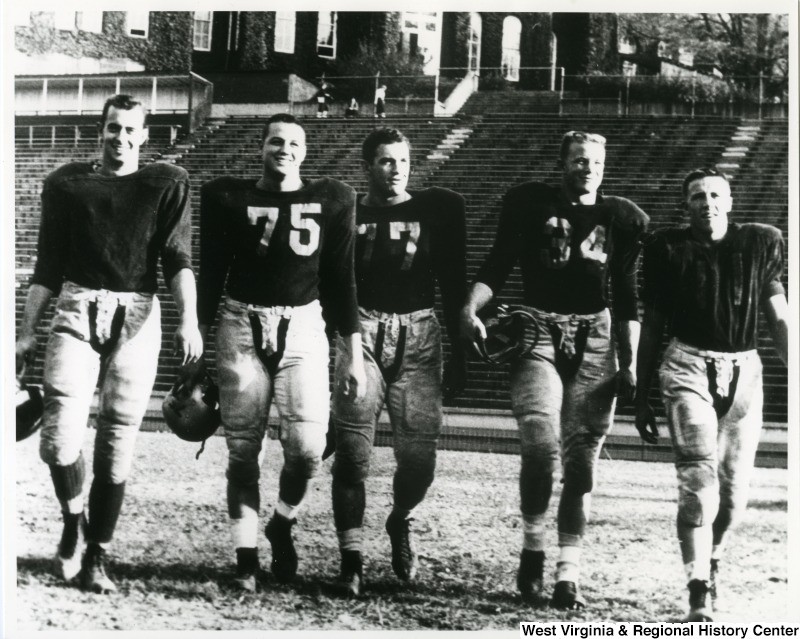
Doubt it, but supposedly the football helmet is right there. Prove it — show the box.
[16,377,44,442]
[162,373,221,444]
[472,304,539,365]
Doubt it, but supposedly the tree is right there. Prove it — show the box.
[618,13,789,81]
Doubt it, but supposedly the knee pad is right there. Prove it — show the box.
[677,461,719,527]
[332,450,371,485]
[282,421,326,479]
[520,456,553,515]
[396,440,437,484]
[226,458,261,487]
[562,460,594,496]
[517,415,559,463]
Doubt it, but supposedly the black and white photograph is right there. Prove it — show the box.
[4,3,797,633]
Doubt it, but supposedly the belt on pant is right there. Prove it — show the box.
[672,340,756,416]
[361,307,435,384]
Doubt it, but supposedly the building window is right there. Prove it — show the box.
[317,11,336,59]
[193,11,212,51]
[54,11,76,31]
[78,12,103,34]
[468,13,482,73]
[401,11,441,75]
[127,11,149,38]
[501,16,521,82]
[275,11,296,54]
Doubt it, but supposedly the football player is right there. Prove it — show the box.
[195,113,366,592]
[460,131,648,608]
[330,128,467,595]
[15,94,203,593]
[634,168,788,621]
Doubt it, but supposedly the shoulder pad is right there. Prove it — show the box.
[607,196,649,230]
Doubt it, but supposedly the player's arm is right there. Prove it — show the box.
[459,189,522,342]
[321,186,366,400]
[433,192,469,399]
[16,284,55,373]
[17,179,68,373]
[632,230,666,445]
[763,294,788,367]
[159,173,202,366]
[760,228,788,367]
[168,268,203,366]
[614,320,640,405]
[634,305,665,444]
[609,199,650,404]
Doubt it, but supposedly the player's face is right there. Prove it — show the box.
[685,176,732,240]
[262,122,306,177]
[561,141,605,197]
[100,106,147,172]
[365,142,410,198]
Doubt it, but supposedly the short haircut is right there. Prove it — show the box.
[261,113,304,143]
[100,94,147,128]
[681,167,730,198]
[559,130,606,162]
[361,127,410,164]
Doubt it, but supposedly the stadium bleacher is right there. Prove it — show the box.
[14,93,789,455]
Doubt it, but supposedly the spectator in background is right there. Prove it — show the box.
[315,82,333,119]
[345,98,360,119]
[374,84,387,119]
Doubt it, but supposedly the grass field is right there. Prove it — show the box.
[12,428,789,631]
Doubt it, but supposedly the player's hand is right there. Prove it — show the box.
[442,350,467,401]
[16,335,37,376]
[178,356,206,391]
[634,401,659,445]
[173,320,204,366]
[459,308,486,343]
[614,368,636,405]
[342,358,367,402]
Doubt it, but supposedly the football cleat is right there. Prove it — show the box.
[472,304,539,365]
[385,513,419,581]
[265,515,298,583]
[550,580,586,610]
[682,579,713,622]
[55,512,85,582]
[234,547,259,593]
[338,550,363,597]
[517,549,545,604]
[80,543,117,594]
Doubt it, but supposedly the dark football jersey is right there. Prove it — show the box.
[476,182,649,319]
[354,187,467,342]
[641,223,785,352]
[32,161,192,295]
[198,176,359,335]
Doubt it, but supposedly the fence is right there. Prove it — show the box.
[564,73,789,119]
[14,72,214,133]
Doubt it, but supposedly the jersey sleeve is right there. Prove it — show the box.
[158,170,194,284]
[474,187,526,295]
[640,231,671,315]
[319,183,359,336]
[759,225,785,301]
[608,198,649,321]
[31,177,70,294]
[430,190,468,345]
[197,181,233,326]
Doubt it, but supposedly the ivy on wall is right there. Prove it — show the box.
[15,11,192,73]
